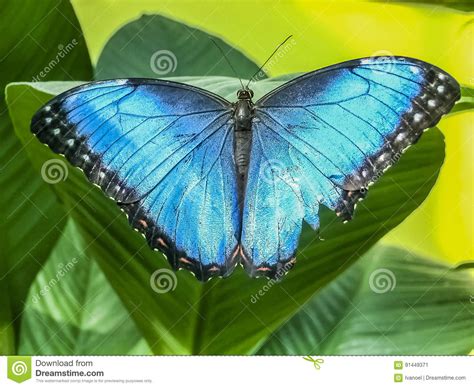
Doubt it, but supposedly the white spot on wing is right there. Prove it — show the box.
[414,113,423,122]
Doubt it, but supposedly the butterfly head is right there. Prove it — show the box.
[237,88,254,100]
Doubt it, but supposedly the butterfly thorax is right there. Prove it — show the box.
[233,90,255,201]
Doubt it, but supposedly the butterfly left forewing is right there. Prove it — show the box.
[32,79,241,281]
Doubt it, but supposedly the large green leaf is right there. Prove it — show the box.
[95,14,266,80]
[257,245,474,355]
[372,1,474,12]
[19,219,151,355]
[0,0,92,354]
[7,77,459,355]
[451,85,474,114]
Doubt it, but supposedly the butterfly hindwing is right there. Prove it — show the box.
[32,79,240,281]
[240,57,460,277]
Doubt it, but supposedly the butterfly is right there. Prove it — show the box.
[31,56,460,281]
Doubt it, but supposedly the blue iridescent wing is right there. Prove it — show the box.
[31,79,240,281]
[241,57,460,277]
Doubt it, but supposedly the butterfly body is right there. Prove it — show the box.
[232,90,256,198]
[31,57,460,281]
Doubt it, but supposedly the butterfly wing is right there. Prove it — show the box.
[31,79,240,281]
[241,57,460,278]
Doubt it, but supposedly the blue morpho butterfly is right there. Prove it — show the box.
[31,38,460,281]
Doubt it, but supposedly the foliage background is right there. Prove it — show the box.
[0,0,473,356]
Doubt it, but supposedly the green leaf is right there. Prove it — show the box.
[372,1,474,12]
[95,14,265,80]
[6,77,447,354]
[0,0,92,354]
[257,245,474,355]
[451,85,474,114]
[18,219,151,355]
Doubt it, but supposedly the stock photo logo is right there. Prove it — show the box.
[369,268,397,294]
[7,356,32,383]
[31,40,79,82]
[252,35,296,81]
[40,158,69,184]
[149,50,178,75]
[150,269,178,294]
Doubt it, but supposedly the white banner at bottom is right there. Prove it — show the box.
[0,356,472,387]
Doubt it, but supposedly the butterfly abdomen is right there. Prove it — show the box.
[234,130,252,173]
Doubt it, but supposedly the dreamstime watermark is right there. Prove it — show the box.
[8,357,32,383]
[367,49,397,72]
[11,361,28,376]
[326,148,404,199]
[368,268,396,294]
[252,36,297,82]
[250,261,294,303]
[40,158,68,184]
[259,159,301,187]
[150,268,177,294]
[150,50,178,75]
[31,258,78,304]
[31,39,79,82]
[355,150,403,195]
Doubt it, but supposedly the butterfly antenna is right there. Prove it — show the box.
[210,39,245,90]
[246,35,293,88]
